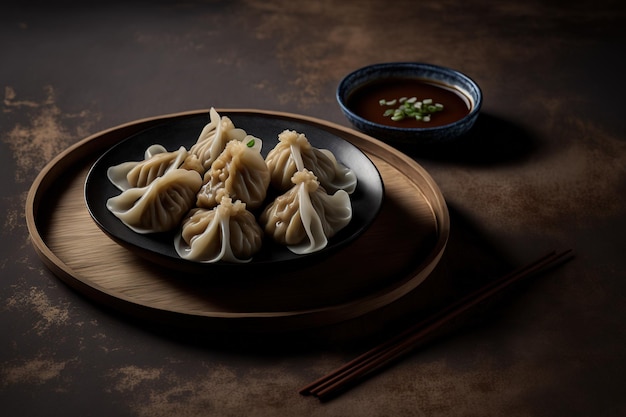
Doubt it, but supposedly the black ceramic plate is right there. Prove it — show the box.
[85,111,384,273]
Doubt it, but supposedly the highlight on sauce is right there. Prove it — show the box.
[347,78,471,128]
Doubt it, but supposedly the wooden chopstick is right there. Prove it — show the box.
[299,249,574,402]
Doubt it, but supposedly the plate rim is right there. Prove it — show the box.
[82,110,385,272]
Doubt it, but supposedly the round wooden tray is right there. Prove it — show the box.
[25,109,449,333]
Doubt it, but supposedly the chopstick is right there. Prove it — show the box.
[299,249,574,402]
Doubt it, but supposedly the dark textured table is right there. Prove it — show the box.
[2,1,625,416]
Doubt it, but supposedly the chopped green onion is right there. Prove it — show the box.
[246,139,256,148]
[378,96,444,123]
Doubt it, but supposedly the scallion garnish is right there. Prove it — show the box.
[379,97,444,122]
[246,138,255,148]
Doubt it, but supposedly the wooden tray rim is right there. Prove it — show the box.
[25,109,450,332]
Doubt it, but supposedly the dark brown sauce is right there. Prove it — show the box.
[347,78,471,128]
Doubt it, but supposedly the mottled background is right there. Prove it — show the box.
[2,1,625,416]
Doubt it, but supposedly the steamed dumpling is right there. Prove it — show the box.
[264,129,357,194]
[196,136,270,210]
[107,145,203,191]
[106,168,203,234]
[259,169,352,254]
[189,107,248,170]
[175,197,264,263]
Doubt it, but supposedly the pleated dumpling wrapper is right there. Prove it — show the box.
[265,129,357,194]
[260,169,352,254]
[189,107,248,171]
[107,144,203,191]
[175,197,264,263]
[106,168,203,234]
[196,135,270,210]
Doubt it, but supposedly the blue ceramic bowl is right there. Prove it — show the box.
[337,62,482,146]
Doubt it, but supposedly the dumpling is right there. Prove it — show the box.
[196,136,270,210]
[259,169,352,254]
[107,145,203,191]
[106,168,203,234]
[264,129,357,194]
[189,107,248,171]
[174,197,264,263]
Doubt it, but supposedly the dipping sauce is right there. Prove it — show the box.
[347,78,471,128]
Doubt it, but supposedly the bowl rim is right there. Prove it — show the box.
[336,62,483,133]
